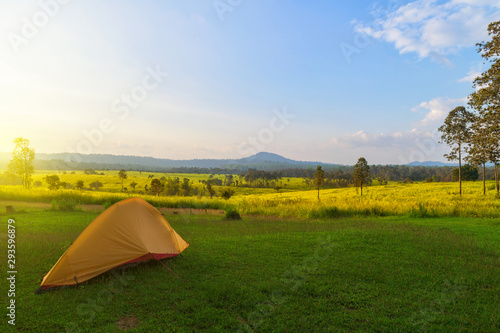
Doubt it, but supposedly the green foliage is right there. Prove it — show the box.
[314,165,325,200]
[84,168,97,174]
[353,157,371,196]
[409,203,437,218]
[225,174,233,186]
[181,178,191,196]
[75,180,84,190]
[452,165,479,181]
[308,205,389,219]
[224,208,242,220]
[438,106,475,196]
[50,198,80,211]
[165,177,180,196]
[220,187,234,200]
[103,198,122,210]
[468,20,500,194]
[89,181,103,190]
[206,182,216,198]
[118,169,127,191]
[8,137,35,188]
[44,175,60,190]
[150,178,163,196]
[242,170,282,188]
[438,106,475,162]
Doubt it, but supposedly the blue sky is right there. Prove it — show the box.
[1,0,499,164]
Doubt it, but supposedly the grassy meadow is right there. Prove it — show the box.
[0,210,499,332]
[0,170,499,331]
[25,170,307,194]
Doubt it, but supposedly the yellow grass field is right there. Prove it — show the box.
[1,169,500,219]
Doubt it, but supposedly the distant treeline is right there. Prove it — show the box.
[239,165,493,184]
[33,159,283,174]
[235,165,488,188]
[242,164,498,188]
[31,159,496,185]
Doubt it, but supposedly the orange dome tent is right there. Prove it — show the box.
[37,198,189,293]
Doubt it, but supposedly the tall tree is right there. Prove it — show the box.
[468,20,500,194]
[438,106,475,196]
[206,182,216,198]
[314,166,325,200]
[75,180,85,191]
[44,175,60,190]
[118,169,128,191]
[225,174,233,186]
[150,179,163,196]
[466,114,492,195]
[452,164,479,181]
[8,137,35,189]
[181,178,191,196]
[353,157,370,196]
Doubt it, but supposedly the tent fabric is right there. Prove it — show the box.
[38,197,189,292]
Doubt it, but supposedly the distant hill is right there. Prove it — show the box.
[0,151,335,171]
[229,152,325,168]
[407,161,458,167]
[239,152,294,163]
[0,151,469,170]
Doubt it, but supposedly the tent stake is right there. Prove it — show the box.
[153,256,188,284]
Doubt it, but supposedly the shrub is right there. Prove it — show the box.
[309,205,390,219]
[51,198,80,212]
[224,208,242,220]
[409,203,438,218]
[220,187,234,200]
[309,206,346,219]
[103,198,124,209]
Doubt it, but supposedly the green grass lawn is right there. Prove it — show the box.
[1,209,499,332]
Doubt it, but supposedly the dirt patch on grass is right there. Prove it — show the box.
[116,316,139,330]
[159,207,225,215]
[80,204,104,212]
[0,200,51,212]
[0,200,105,212]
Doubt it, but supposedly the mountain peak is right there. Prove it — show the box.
[244,152,291,163]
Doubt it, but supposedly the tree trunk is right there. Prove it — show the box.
[458,144,462,196]
[496,164,499,195]
[483,163,486,196]
[317,186,320,200]
[360,183,363,196]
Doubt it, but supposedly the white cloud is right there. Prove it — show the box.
[328,95,468,163]
[458,63,484,83]
[328,128,445,164]
[415,96,467,125]
[458,70,480,83]
[329,96,465,149]
[330,128,435,148]
[356,0,500,62]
